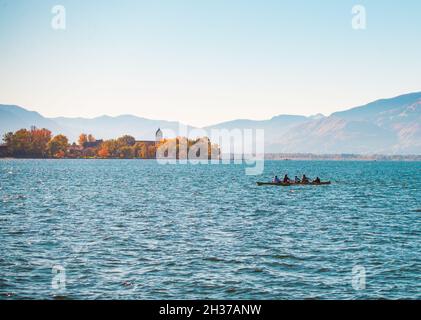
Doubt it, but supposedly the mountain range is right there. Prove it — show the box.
[1,92,420,154]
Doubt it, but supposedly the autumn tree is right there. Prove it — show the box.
[87,134,96,142]
[119,146,134,159]
[55,150,66,159]
[117,135,136,147]
[99,140,119,157]
[97,146,110,158]
[4,129,32,157]
[3,129,49,157]
[95,135,137,158]
[29,128,52,157]
[134,142,147,158]
[3,128,219,160]
[147,145,156,159]
[47,134,69,157]
[78,134,88,146]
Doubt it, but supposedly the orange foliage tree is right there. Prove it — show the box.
[3,128,52,158]
[47,134,69,158]
[97,146,110,158]
[78,134,88,146]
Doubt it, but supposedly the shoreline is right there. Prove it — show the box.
[264,153,421,161]
[1,156,421,161]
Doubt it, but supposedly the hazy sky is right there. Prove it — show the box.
[0,0,420,127]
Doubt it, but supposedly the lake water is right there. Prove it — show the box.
[0,159,420,299]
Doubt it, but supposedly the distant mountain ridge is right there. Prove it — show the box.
[1,91,420,154]
[51,115,193,142]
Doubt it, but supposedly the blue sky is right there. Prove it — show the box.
[0,0,420,127]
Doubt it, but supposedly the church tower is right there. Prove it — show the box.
[155,128,163,142]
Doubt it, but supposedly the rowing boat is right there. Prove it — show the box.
[256,181,331,186]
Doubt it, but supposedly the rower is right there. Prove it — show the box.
[283,174,291,183]
[302,174,309,183]
[273,176,280,183]
[313,177,321,184]
[294,176,301,183]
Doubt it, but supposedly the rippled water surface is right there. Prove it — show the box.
[0,160,420,299]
